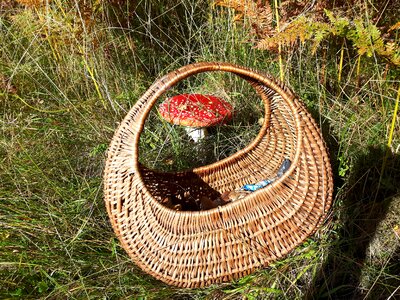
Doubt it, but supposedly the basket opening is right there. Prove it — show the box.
[139,166,224,211]
[138,154,294,212]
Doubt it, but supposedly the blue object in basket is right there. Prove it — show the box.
[242,179,274,192]
[277,158,291,177]
[241,159,291,192]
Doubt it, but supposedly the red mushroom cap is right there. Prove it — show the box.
[158,94,233,127]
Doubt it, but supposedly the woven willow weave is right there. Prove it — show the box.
[104,62,333,288]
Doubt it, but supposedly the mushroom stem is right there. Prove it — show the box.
[184,127,207,143]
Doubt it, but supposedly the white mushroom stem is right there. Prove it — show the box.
[184,127,208,143]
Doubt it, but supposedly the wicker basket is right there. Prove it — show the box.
[103,62,333,288]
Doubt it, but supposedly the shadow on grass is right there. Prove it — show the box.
[306,146,400,299]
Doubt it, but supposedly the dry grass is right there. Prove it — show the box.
[1,0,399,298]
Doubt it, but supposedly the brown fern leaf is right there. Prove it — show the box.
[389,21,400,32]
[280,0,308,24]
[256,16,311,51]
[16,0,47,8]
[215,0,274,38]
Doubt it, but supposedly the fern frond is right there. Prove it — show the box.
[16,0,47,8]
[215,0,274,37]
[256,16,313,50]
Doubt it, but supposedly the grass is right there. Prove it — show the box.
[1,0,400,298]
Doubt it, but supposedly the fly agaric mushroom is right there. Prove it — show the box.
[158,94,233,142]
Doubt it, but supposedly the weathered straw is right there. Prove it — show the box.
[103,62,333,288]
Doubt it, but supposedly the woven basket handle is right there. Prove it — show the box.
[127,62,301,169]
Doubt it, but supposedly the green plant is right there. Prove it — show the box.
[218,1,400,65]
